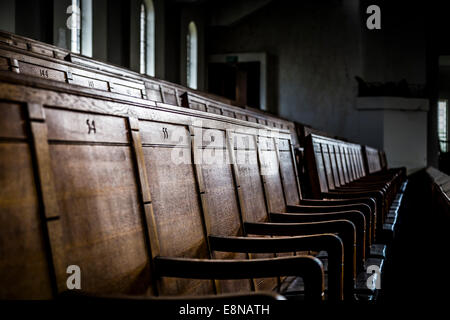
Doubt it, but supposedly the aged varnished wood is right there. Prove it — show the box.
[0,30,298,145]
[0,72,328,300]
[304,134,405,241]
[426,167,450,220]
[0,32,403,301]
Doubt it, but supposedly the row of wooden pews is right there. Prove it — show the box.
[425,167,450,219]
[0,30,299,147]
[0,31,407,302]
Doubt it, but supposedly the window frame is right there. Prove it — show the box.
[187,21,198,90]
[438,99,448,153]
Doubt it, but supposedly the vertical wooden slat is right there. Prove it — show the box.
[127,116,162,296]
[28,104,59,220]
[188,125,217,294]
[26,102,59,296]
[225,130,256,290]
[254,134,273,214]
[127,117,160,259]
[226,129,246,226]
[289,140,304,201]
[273,136,289,207]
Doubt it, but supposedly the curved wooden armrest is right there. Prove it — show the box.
[323,191,386,231]
[336,186,387,196]
[324,190,383,199]
[269,211,366,271]
[154,256,324,301]
[287,203,373,246]
[208,234,343,300]
[302,197,376,214]
[243,220,356,299]
[323,191,384,214]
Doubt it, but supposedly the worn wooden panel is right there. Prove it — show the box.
[259,136,275,151]
[143,145,214,295]
[45,108,129,143]
[257,118,267,125]
[110,83,143,98]
[279,150,301,205]
[235,145,278,291]
[202,149,242,237]
[236,148,267,223]
[18,62,66,82]
[235,113,247,121]
[202,128,226,149]
[47,143,152,295]
[145,82,163,103]
[247,116,257,123]
[201,148,252,293]
[3,38,27,50]
[0,102,27,138]
[328,144,341,188]
[222,110,235,118]
[359,148,366,176]
[0,56,9,70]
[277,138,290,151]
[321,143,335,190]
[70,74,109,91]
[28,44,54,57]
[350,148,359,178]
[0,143,53,299]
[348,148,358,179]
[207,105,222,115]
[340,146,350,183]
[344,147,355,181]
[234,133,256,151]
[334,145,346,186]
[365,146,381,174]
[189,100,207,112]
[140,121,190,147]
[355,148,362,177]
[260,149,286,213]
[162,86,178,106]
[313,141,329,193]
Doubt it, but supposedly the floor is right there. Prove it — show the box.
[380,170,447,304]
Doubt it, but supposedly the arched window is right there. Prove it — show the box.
[69,0,81,54]
[81,0,92,57]
[140,0,155,76]
[186,21,198,89]
[68,0,92,57]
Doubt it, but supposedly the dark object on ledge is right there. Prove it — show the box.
[355,76,427,98]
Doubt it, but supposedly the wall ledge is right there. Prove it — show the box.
[356,96,429,111]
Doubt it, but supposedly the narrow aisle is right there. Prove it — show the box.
[381,171,446,303]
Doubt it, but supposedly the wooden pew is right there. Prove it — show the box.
[196,124,379,300]
[0,32,366,233]
[0,30,298,147]
[305,134,409,248]
[0,32,393,300]
[192,128,352,300]
[306,136,401,227]
[0,71,330,300]
[426,167,450,220]
[255,133,385,299]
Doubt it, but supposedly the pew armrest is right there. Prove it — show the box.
[208,234,342,255]
[243,220,357,288]
[154,256,324,300]
[323,190,383,199]
[244,220,355,241]
[269,211,366,268]
[208,234,343,300]
[300,198,377,216]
